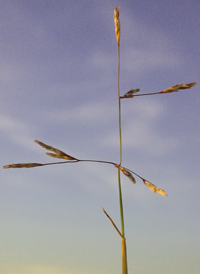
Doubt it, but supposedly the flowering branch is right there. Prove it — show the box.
[120,82,197,99]
[3,140,167,197]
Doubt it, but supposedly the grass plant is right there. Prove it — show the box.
[3,7,197,274]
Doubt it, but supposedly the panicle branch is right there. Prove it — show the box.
[120,82,197,99]
[3,141,167,196]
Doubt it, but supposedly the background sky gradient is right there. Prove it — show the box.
[1,1,200,273]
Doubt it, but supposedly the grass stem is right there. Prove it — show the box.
[117,35,128,274]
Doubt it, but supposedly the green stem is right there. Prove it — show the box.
[122,237,128,274]
[118,43,122,166]
[117,42,128,274]
[118,168,125,236]
[117,42,124,235]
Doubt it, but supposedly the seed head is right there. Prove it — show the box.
[114,7,120,44]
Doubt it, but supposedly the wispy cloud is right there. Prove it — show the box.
[40,96,181,157]
[100,98,179,156]
[42,101,117,126]
[0,115,38,152]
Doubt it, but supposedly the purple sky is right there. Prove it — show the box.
[1,1,200,273]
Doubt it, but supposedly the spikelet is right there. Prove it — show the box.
[35,140,77,161]
[3,163,43,169]
[114,7,120,44]
[143,180,167,196]
[156,188,168,196]
[121,88,140,98]
[160,82,197,93]
[115,164,136,184]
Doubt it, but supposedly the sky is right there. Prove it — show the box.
[0,0,200,273]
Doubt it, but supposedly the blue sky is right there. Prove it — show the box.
[0,0,200,273]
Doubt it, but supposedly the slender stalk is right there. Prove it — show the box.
[3,158,146,180]
[118,168,124,236]
[117,30,125,236]
[117,37,128,274]
[118,43,122,166]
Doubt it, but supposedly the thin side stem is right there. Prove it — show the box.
[3,158,146,184]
